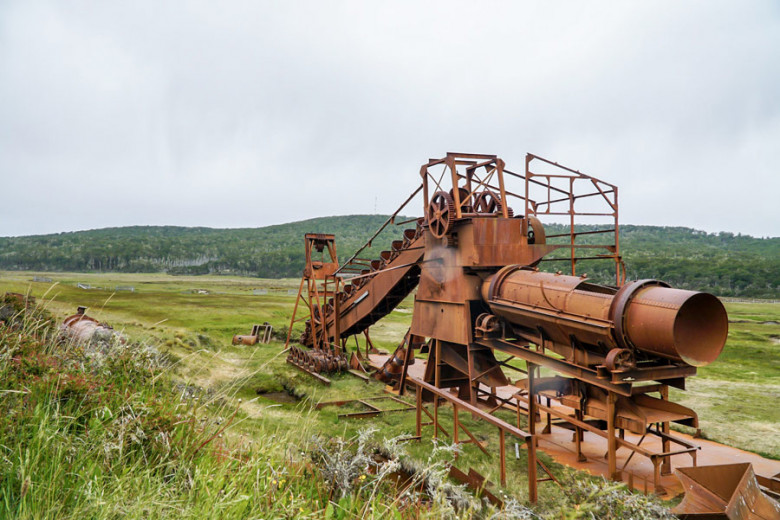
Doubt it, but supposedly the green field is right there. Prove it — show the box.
[670,301,780,458]
[1,269,778,515]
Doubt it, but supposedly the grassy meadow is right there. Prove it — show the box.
[0,269,777,518]
[670,301,780,458]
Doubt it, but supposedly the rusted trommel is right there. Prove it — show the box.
[482,266,728,366]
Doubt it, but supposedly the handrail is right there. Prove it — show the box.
[409,377,531,440]
[334,184,422,275]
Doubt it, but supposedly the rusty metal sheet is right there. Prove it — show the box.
[674,463,780,520]
[61,307,118,343]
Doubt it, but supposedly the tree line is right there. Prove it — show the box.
[0,217,777,298]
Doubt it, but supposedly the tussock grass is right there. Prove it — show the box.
[0,273,716,517]
[0,305,546,519]
[0,293,542,519]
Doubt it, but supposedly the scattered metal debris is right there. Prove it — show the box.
[448,466,503,508]
[315,395,415,420]
[232,322,273,345]
[60,306,120,344]
[674,463,780,519]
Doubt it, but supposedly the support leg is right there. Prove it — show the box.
[284,277,307,348]
[575,409,586,463]
[607,391,618,480]
[660,386,672,476]
[527,361,536,435]
[467,343,478,409]
[499,429,506,487]
[543,396,552,434]
[433,339,441,441]
[453,404,460,446]
[527,437,538,504]
[416,385,422,438]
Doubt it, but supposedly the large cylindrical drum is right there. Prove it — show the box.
[482,266,728,367]
[613,281,728,366]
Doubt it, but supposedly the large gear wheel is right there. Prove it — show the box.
[449,187,472,213]
[474,190,514,217]
[427,191,455,239]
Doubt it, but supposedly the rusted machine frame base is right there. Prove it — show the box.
[286,359,332,385]
[315,395,415,419]
[410,377,540,503]
[482,338,631,396]
[281,152,742,506]
[514,389,699,492]
[347,369,371,382]
[481,338,696,396]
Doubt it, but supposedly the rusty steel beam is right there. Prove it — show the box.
[481,338,633,396]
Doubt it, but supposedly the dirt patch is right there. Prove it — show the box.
[771,336,780,345]
[258,391,300,404]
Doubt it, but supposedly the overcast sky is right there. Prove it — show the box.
[1,1,778,238]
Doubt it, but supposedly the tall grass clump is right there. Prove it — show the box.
[0,298,490,519]
[545,474,676,520]
[0,300,510,518]
[307,427,542,519]
[0,295,680,519]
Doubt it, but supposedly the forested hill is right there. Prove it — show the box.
[0,216,778,298]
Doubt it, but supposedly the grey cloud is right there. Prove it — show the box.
[1,0,778,237]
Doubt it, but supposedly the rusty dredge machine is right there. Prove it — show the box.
[284,153,732,502]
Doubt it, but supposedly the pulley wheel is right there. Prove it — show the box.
[605,348,636,371]
[474,190,500,213]
[427,191,455,238]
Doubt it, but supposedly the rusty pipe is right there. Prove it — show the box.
[481,266,728,366]
[232,334,259,346]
